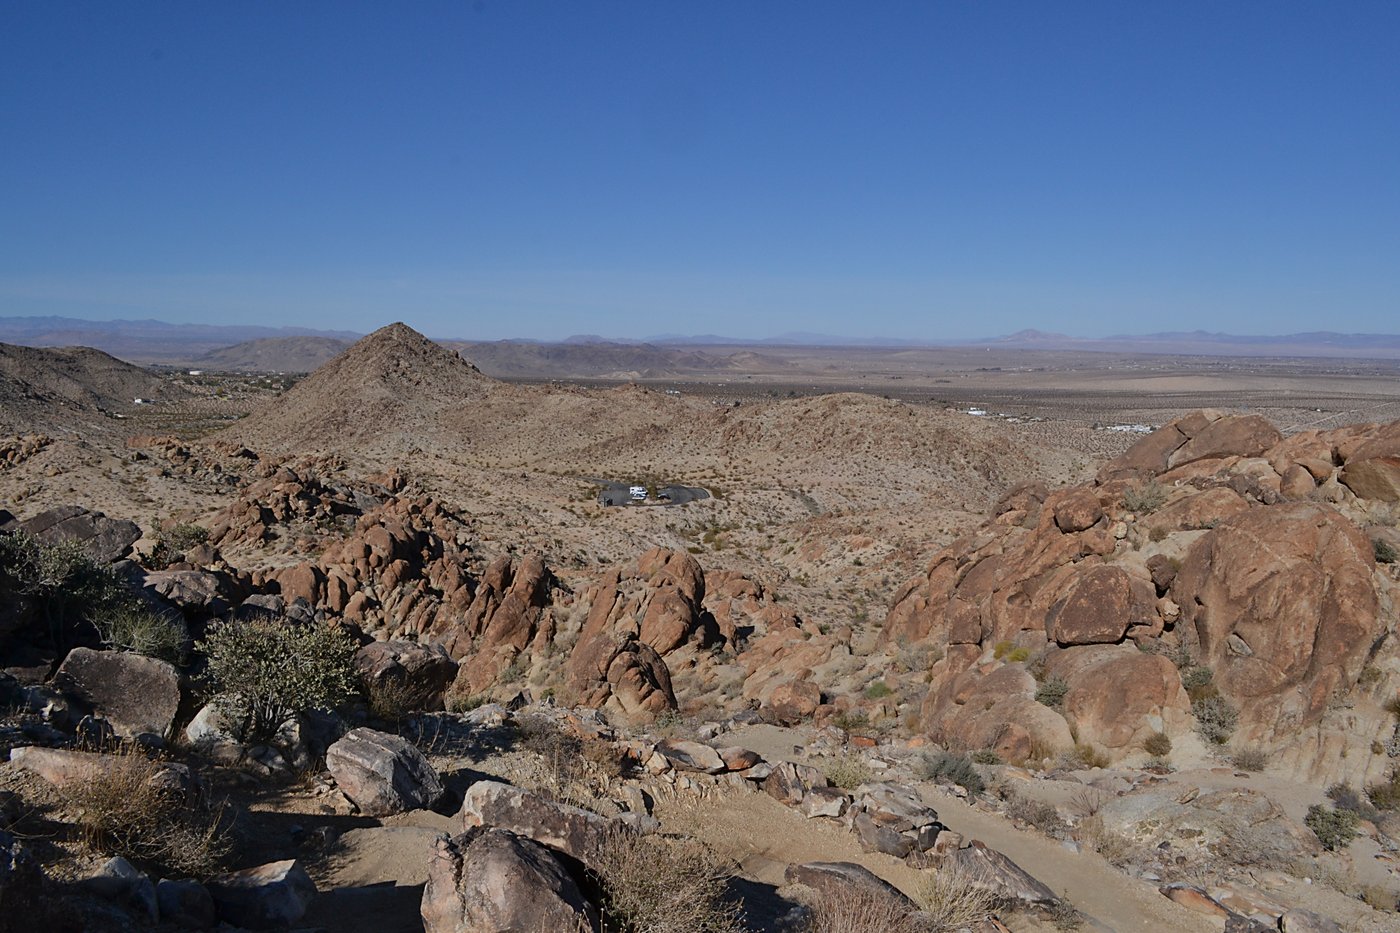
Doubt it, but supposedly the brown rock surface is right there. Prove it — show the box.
[421,829,592,933]
[1170,502,1379,741]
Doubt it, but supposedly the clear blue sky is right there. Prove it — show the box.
[2,2,1397,340]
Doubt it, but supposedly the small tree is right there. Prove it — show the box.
[197,619,358,743]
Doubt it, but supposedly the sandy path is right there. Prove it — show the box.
[723,725,1217,933]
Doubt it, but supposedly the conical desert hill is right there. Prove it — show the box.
[220,322,1086,516]
[216,322,500,453]
[0,341,181,433]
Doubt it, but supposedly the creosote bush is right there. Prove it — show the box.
[863,680,893,700]
[1304,804,1359,852]
[591,827,744,933]
[1367,768,1400,812]
[1375,538,1398,564]
[915,751,985,796]
[197,618,359,743]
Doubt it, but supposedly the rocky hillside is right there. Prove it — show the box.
[216,323,497,452]
[0,342,182,434]
[880,410,1400,785]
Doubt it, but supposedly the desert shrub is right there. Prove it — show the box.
[1230,746,1269,772]
[1180,665,1215,699]
[895,644,940,674]
[1327,782,1381,823]
[864,680,893,700]
[823,755,874,790]
[1142,731,1172,757]
[1062,744,1109,770]
[1304,804,1359,851]
[365,677,416,724]
[1375,538,1398,564]
[971,749,1002,765]
[1367,768,1400,811]
[916,751,984,796]
[1035,676,1069,710]
[914,865,1000,931]
[443,678,487,713]
[64,747,231,878]
[1077,815,1147,870]
[197,618,359,743]
[992,640,1014,660]
[831,710,870,732]
[1122,481,1167,515]
[91,603,187,663]
[592,827,744,933]
[0,532,130,641]
[1067,789,1106,819]
[1147,525,1169,543]
[1385,696,1400,719]
[1006,646,1030,663]
[1191,695,1238,744]
[146,523,210,569]
[1004,792,1069,838]
[801,881,921,933]
[515,712,589,804]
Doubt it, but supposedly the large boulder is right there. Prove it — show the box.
[18,506,141,563]
[784,861,913,907]
[655,739,725,774]
[1167,415,1282,470]
[947,841,1057,907]
[52,647,181,739]
[207,860,316,930]
[1050,645,1193,754]
[1170,502,1380,741]
[458,780,614,869]
[1339,422,1400,501]
[325,728,443,816]
[355,639,458,712]
[421,829,593,933]
[1044,565,1145,647]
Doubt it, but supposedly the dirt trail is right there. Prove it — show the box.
[724,724,1215,933]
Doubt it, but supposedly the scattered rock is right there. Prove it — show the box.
[655,739,725,774]
[324,727,444,816]
[948,841,1057,907]
[458,780,614,869]
[52,647,181,739]
[18,505,141,563]
[156,878,217,929]
[207,859,317,930]
[421,829,594,933]
[355,639,458,712]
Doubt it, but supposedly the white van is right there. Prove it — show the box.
[629,485,647,500]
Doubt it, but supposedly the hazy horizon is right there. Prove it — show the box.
[3,3,1398,340]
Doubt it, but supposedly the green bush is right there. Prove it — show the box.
[863,680,893,700]
[0,532,130,641]
[1327,782,1381,823]
[1304,804,1359,851]
[92,603,187,663]
[915,751,985,796]
[1192,694,1238,744]
[971,749,1002,765]
[197,619,359,743]
[1376,538,1398,564]
[1035,676,1069,710]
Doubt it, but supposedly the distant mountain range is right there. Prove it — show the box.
[0,316,360,363]
[5,315,1400,363]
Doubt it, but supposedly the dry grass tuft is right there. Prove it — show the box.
[592,827,744,933]
[63,747,231,877]
[914,865,1001,931]
[802,883,922,933]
